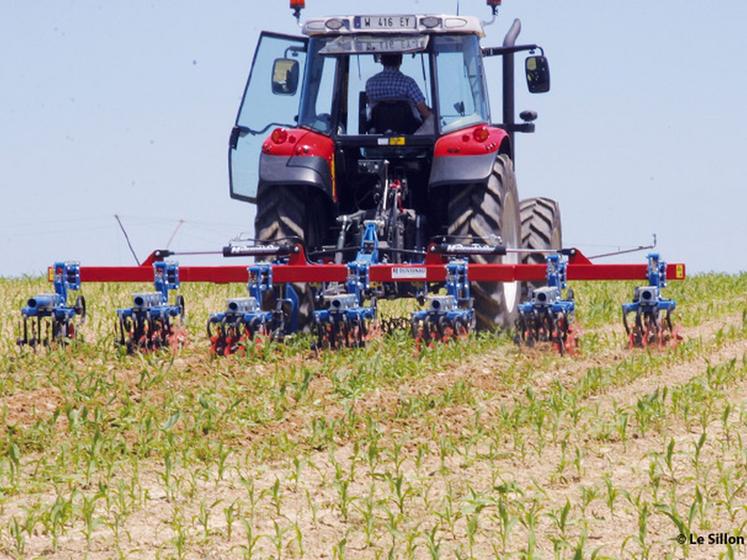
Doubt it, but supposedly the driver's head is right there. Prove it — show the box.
[380,53,403,68]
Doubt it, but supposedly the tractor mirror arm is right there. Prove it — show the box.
[496,122,535,134]
[482,44,543,58]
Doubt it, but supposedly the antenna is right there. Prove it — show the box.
[587,234,658,260]
[166,219,185,249]
[114,214,141,265]
[456,1,460,16]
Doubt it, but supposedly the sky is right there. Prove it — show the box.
[1,0,746,276]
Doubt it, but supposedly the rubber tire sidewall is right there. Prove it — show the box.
[447,153,521,331]
[255,184,329,330]
[519,197,563,298]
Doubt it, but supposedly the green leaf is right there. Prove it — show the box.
[161,412,180,431]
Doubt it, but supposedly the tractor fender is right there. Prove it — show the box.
[428,125,511,188]
[258,154,334,201]
[258,128,336,202]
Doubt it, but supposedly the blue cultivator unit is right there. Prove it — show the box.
[207,263,298,355]
[116,261,185,353]
[515,254,577,354]
[622,253,680,348]
[411,260,474,346]
[313,221,379,349]
[17,262,86,348]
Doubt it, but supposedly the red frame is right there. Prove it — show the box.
[65,246,686,285]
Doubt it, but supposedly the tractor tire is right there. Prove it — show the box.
[520,197,562,296]
[255,185,328,330]
[447,153,521,331]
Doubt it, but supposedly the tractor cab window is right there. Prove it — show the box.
[345,52,432,135]
[433,35,490,133]
[298,39,338,134]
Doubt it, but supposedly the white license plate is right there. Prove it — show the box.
[353,15,416,30]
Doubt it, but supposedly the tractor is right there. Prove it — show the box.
[13,2,687,354]
[228,1,559,331]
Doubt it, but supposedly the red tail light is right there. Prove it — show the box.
[271,128,288,144]
[473,126,490,143]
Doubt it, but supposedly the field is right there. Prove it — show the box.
[0,274,745,559]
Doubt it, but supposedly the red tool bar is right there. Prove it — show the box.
[75,262,685,284]
[79,266,250,284]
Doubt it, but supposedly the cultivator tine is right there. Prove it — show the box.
[379,316,411,335]
[622,254,680,349]
[208,315,269,357]
[313,294,374,350]
[515,255,577,355]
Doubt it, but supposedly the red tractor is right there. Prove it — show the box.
[228,2,560,331]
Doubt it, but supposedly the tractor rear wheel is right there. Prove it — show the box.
[255,185,328,329]
[520,197,562,296]
[447,154,521,330]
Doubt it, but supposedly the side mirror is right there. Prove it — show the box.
[525,55,550,93]
[271,58,300,95]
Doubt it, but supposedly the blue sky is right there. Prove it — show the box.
[1,0,745,275]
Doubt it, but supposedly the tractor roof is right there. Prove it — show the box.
[302,14,485,38]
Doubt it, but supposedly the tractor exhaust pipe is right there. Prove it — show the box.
[502,18,521,153]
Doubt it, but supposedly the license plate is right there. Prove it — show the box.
[353,15,416,30]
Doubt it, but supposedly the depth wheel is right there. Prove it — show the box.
[255,185,330,330]
[447,154,521,330]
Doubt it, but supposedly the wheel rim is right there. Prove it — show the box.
[502,191,519,311]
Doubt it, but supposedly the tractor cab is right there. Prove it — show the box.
[229,3,553,331]
[229,11,548,205]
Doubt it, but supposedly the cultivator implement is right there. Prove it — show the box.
[116,261,185,353]
[20,228,686,354]
[207,262,298,355]
[313,221,379,349]
[515,254,577,354]
[411,260,474,347]
[622,253,681,349]
[17,262,86,348]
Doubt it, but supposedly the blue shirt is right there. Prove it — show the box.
[365,67,426,105]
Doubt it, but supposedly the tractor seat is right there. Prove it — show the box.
[368,99,422,135]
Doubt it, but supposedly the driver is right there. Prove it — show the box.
[365,53,432,121]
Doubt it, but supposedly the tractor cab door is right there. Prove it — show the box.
[229,32,308,203]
